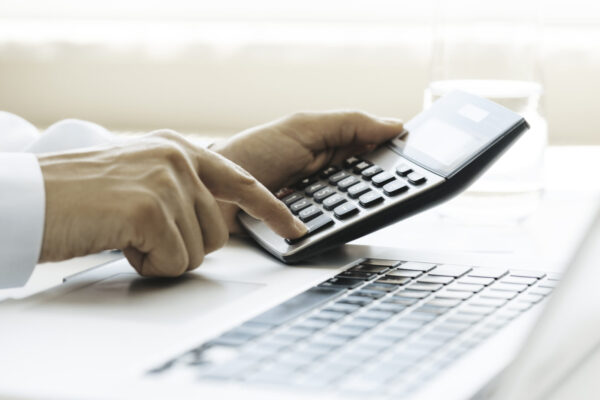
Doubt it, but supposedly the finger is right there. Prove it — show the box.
[198,151,307,239]
[140,220,189,277]
[194,185,229,257]
[316,111,404,150]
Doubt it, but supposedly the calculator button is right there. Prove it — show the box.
[334,202,359,219]
[347,182,371,199]
[343,156,362,169]
[323,194,347,210]
[286,215,335,244]
[352,161,372,174]
[359,191,384,208]
[396,164,413,177]
[281,192,304,206]
[337,176,360,191]
[290,199,312,214]
[313,187,337,203]
[361,165,383,180]
[319,166,340,179]
[407,172,427,185]
[305,182,327,196]
[298,205,323,222]
[329,171,351,184]
[371,172,395,187]
[383,180,408,196]
[295,176,318,189]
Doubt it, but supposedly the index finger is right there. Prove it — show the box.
[198,150,307,239]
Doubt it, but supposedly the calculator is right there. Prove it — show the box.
[238,91,529,263]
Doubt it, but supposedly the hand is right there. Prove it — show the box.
[38,130,306,277]
[212,111,404,231]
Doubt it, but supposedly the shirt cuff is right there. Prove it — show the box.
[0,153,45,288]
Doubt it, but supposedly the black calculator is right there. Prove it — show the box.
[238,91,529,263]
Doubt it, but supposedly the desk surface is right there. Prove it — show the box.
[1,145,599,301]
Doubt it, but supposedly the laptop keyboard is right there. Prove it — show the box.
[152,258,560,397]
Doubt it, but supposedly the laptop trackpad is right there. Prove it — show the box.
[37,273,263,324]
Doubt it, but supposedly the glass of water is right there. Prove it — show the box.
[426,0,547,223]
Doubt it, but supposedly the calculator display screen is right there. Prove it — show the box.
[399,117,487,176]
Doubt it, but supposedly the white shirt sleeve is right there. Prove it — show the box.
[0,153,45,288]
[0,112,114,289]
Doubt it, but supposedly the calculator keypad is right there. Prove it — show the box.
[281,156,431,245]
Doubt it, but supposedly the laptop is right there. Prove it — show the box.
[0,208,598,399]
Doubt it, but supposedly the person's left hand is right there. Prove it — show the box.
[212,111,404,231]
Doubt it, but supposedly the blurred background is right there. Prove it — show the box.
[0,0,599,144]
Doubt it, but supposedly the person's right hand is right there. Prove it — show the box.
[37,130,306,277]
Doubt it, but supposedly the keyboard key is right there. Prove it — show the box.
[354,289,387,299]
[415,305,449,315]
[538,280,558,289]
[510,270,546,279]
[384,296,418,306]
[319,166,340,178]
[468,267,508,279]
[325,303,361,314]
[433,321,471,334]
[298,205,323,222]
[362,259,402,268]
[376,276,411,285]
[334,202,359,219]
[430,264,472,277]
[406,172,426,185]
[395,163,413,177]
[358,309,394,321]
[313,310,347,321]
[448,282,485,293]
[518,293,544,304]
[329,171,351,184]
[529,286,553,296]
[343,156,362,168]
[282,192,304,206]
[353,161,372,173]
[351,266,389,275]
[371,172,395,187]
[305,182,327,196]
[501,276,538,286]
[340,270,378,280]
[363,282,398,292]
[348,182,371,198]
[387,269,423,278]
[509,302,533,312]
[490,282,528,292]
[339,296,374,306]
[448,313,484,325]
[361,165,383,180]
[297,318,332,330]
[320,277,364,289]
[289,198,312,214]
[286,214,334,244]
[469,297,507,308]
[337,176,360,191]
[418,275,453,285]
[481,290,518,300]
[359,191,384,208]
[371,302,407,313]
[408,282,443,292]
[399,262,436,272]
[461,305,496,315]
[395,290,430,299]
[383,180,409,196]
[427,298,462,308]
[436,290,473,300]
[323,193,347,210]
[313,187,336,203]
[458,276,494,286]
